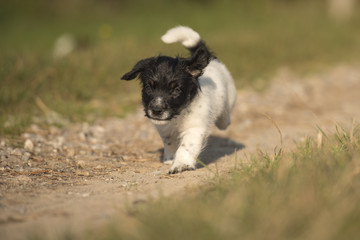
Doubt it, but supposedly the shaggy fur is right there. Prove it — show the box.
[121,26,237,173]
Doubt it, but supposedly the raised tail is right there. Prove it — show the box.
[161,26,201,48]
[161,26,212,57]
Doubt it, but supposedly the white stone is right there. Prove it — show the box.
[24,139,34,152]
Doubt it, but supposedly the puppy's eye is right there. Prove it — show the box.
[145,80,155,94]
[172,87,182,97]
[149,80,155,87]
[169,82,177,90]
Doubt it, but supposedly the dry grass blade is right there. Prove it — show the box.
[263,113,283,153]
[196,158,217,176]
[317,131,323,149]
[350,118,360,148]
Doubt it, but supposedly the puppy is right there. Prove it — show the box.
[121,26,237,173]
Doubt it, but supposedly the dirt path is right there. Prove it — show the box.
[1,65,360,239]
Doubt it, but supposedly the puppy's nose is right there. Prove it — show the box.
[150,97,166,116]
[151,107,164,116]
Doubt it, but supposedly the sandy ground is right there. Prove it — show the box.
[1,65,360,239]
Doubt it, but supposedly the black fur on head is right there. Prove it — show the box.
[121,48,211,122]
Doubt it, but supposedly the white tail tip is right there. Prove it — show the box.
[161,26,201,48]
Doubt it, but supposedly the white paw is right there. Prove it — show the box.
[169,161,196,174]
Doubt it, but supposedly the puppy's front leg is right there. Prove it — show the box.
[161,135,179,165]
[169,128,208,174]
[155,125,179,165]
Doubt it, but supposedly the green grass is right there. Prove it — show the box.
[1,0,360,136]
[71,124,360,240]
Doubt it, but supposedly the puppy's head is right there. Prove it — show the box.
[121,48,210,122]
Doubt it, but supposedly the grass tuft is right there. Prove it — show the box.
[79,126,360,240]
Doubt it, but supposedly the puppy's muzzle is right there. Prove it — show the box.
[148,97,170,120]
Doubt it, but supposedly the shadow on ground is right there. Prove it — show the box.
[198,135,245,166]
[157,135,244,167]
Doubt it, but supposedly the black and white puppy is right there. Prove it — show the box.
[121,26,237,174]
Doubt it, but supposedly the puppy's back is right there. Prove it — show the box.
[200,59,236,129]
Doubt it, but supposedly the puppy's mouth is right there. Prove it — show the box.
[146,109,172,122]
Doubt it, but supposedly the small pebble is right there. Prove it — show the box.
[95,165,104,169]
[81,193,90,197]
[76,170,89,176]
[24,139,34,152]
[76,160,86,168]
[21,152,31,161]
[67,148,75,158]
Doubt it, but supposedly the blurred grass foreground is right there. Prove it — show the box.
[1,0,360,135]
[60,125,360,240]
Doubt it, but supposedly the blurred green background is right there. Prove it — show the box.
[1,0,360,135]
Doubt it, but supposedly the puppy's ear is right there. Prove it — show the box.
[121,58,154,80]
[186,48,211,78]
